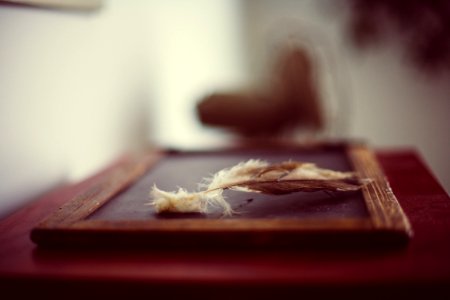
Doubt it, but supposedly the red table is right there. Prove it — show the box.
[1,150,449,299]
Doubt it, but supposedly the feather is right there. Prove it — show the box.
[150,185,232,215]
[200,159,269,192]
[149,159,365,216]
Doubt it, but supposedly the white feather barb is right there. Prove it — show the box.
[148,159,363,216]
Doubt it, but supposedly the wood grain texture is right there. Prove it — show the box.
[70,218,373,231]
[38,152,162,228]
[348,145,413,235]
[30,144,412,247]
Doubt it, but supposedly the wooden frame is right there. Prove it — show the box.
[31,143,412,248]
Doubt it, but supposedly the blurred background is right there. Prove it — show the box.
[0,0,449,218]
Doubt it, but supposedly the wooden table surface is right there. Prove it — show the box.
[1,149,449,299]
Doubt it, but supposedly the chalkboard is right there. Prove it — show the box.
[31,142,412,248]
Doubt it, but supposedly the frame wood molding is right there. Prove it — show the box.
[31,143,413,248]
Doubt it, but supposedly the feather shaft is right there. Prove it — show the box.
[149,159,366,216]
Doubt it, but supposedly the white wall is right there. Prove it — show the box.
[146,1,246,148]
[0,0,245,218]
[0,1,150,217]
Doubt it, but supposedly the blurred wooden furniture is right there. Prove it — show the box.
[1,149,449,299]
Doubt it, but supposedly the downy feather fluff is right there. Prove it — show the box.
[149,159,364,216]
